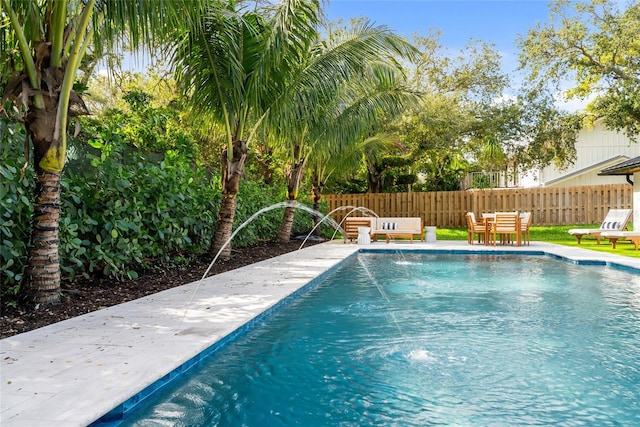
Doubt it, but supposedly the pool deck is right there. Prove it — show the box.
[3,240,640,426]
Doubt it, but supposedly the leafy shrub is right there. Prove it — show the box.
[58,140,219,280]
[1,123,219,290]
[230,181,319,246]
[1,112,324,296]
[0,120,33,296]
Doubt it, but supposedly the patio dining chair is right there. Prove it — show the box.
[520,212,532,246]
[490,211,520,246]
[465,212,486,245]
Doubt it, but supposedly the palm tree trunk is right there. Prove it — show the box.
[366,161,383,193]
[19,81,65,307]
[21,170,62,306]
[368,174,382,193]
[277,159,304,242]
[211,140,247,260]
[311,174,324,236]
[277,204,297,242]
[213,193,237,260]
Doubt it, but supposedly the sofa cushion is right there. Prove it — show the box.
[373,217,422,233]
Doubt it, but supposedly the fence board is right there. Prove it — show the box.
[324,184,633,227]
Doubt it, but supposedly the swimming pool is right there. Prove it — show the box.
[101,252,640,426]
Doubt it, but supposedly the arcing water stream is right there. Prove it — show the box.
[179,201,357,325]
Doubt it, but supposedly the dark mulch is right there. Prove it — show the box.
[1,240,319,339]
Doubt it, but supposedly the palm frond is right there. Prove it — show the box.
[172,0,325,149]
[93,0,207,52]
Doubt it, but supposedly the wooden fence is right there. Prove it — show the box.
[323,184,633,227]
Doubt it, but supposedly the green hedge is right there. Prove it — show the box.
[1,119,320,297]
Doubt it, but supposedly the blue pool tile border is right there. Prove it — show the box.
[90,248,640,425]
[359,248,640,273]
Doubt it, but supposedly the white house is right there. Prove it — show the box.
[538,119,640,187]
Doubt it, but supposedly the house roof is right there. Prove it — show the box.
[544,155,629,186]
[599,155,640,175]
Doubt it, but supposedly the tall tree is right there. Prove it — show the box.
[518,0,640,138]
[394,31,580,190]
[173,1,419,255]
[393,35,512,190]
[1,0,204,306]
[172,0,322,259]
[271,31,420,241]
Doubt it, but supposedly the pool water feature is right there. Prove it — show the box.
[107,253,640,426]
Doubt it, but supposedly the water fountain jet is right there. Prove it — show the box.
[299,205,379,250]
[178,201,344,326]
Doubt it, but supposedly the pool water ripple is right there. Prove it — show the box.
[119,253,640,426]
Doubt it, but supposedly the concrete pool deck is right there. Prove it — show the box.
[2,240,640,426]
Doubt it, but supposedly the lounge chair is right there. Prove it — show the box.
[600,231,640,250]
[465,212,486,244]
[568,209,632,244]
[371,217,423,243]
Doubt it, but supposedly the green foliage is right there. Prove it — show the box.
[325,178,369,194]
[83,98,199,158]
[592,83,640,139]
[1,113,317,294]
[231,182,285,247]
[0,120,32,295]
[1,130,218,289]
[471,174,492,189]
[413,153,468,192]
[518,0,640,138]
[231,182,318,245]
[394,173,418,186]
[58,142,219,281]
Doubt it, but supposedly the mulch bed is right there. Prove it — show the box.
[1,240,319,339]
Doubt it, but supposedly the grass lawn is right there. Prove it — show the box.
[436,224,640,259]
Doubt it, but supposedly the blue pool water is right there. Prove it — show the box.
[115,253,640,426]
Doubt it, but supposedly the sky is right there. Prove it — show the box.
[325,0,552,80]
[114,1,580,108]
[119,1,552,77]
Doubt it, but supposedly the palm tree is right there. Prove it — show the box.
[172,0,323,259]
[273,53,420,241]
[172,1,419,256]
[307,133,403,228]
[1,0,204,306]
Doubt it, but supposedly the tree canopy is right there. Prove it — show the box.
[518,0,640,138]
